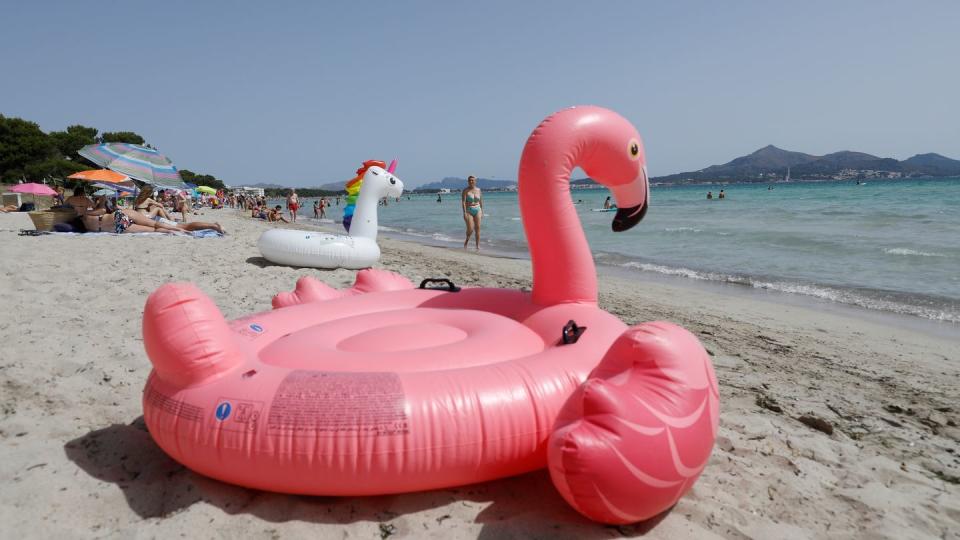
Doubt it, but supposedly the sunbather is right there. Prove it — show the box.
[83,208,224,234]
[268,205,288,222]
[65,186,94,215]
[134,189,174,221]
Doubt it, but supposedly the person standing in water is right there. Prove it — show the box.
[718,190,725,199]
[286,189,300,222]
[603,196,613,209]
[461,175,483,249]
[707,191,713,200]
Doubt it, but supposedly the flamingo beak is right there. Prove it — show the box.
[612,200,648,232]
[610,167,649,232]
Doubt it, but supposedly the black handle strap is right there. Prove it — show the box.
[561,320,586,345]
[418,278,461,292]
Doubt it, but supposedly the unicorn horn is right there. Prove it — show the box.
[387,159,398,173]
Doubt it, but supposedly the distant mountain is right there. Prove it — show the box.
[416,177,517,191]
[901,153,960,176]
[654,145,960,183]
[571,177,598,186]
[319,181,347,191]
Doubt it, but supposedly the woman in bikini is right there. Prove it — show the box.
[133,189,174,221]
[461,175,483,250]
[83,202,224,235]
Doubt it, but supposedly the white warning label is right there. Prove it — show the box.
[267,371,408,437]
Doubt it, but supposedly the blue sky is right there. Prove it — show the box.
[2,1,958,187]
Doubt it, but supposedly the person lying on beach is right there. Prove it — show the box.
[84,196,118,217]
[65,186,94,215]
[251,204,267,219]
[83,208,224,234]
[0,204,20,212]
[268,205,288,223]
[134,189,174,221]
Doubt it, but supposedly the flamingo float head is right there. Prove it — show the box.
[519,106,651,305]
[573,108,649,232]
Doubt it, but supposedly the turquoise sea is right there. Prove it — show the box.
[287,178,960,324]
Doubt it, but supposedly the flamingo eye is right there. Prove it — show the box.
[629,141,640,158]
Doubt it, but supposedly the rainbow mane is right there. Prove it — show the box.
[342,160,386,232]
[342,175,362,232]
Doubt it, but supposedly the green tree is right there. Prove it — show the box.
[99,131,146,145]
[24,158,88,180]
[0,115,58,182]
[180,169,226,190]
[48,124,99,159]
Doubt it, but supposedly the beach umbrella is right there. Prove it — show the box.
[93,188,116,197]
[78,143,185,187]
[92,181,137,194]
[10,182,57,207]
[196,185,217,195]
[10,183,57,196]
[67,169,131,184]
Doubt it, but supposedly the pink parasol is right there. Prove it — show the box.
[10,182,58,209]
[10,183,57,196]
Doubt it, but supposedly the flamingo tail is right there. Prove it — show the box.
[272,269,415,309]
[143,283,244,387]
[548,321,720,524]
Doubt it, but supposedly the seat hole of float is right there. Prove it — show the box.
[242,369,258,379]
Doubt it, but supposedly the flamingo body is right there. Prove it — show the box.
[140,107,718,524]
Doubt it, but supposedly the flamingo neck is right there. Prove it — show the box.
[519,142,596,306]
[349,186,380,240]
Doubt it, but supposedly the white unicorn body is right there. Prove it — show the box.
[257,166,403,269]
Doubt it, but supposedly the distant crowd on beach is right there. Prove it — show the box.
[54,185,226,235]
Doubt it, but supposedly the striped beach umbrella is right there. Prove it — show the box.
[78,143,184,187]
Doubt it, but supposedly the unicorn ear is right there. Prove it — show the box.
[388,159,398,173]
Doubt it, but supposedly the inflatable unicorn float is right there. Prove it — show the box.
[257,160,402,269]
[141,106,719,524]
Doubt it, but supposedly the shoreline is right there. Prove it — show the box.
[1,209,957,539]
[295,216,960,340]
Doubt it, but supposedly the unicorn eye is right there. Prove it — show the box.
[390,178,396,185]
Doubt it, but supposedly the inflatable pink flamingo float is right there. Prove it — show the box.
[141,106,719,524]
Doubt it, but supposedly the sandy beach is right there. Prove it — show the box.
[0,209,957,539]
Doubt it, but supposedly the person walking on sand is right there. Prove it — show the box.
[461,175,483,250]
[319,197,327,218]
[286,189,299,222]
[313,200,319,219]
